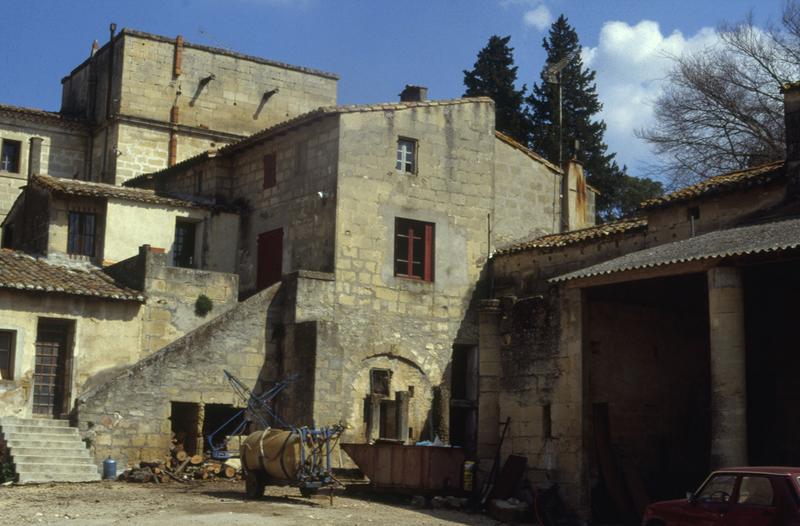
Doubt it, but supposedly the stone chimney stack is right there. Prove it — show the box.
[399,85,428,102]
[781,82,800,166]
[27,137,43,180]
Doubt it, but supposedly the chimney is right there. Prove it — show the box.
[27,137,43,180]
[90,39,99,57]
[399,85,428,102]
[782,81,800,166]
[560,158,592,232]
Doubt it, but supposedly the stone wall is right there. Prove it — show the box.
[493,138,562,246]
[76,282,280,468]
[0,291,142,419]
[137,247,239,355]
[0,115,87,222]
[231,115,340,292]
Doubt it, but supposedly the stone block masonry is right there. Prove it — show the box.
[76,281,281,468]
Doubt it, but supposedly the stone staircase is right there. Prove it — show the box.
[0,416,101,483]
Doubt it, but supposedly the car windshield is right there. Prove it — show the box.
[696,474,737,503]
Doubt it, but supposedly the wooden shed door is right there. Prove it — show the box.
[33,322,72,417]
[257,228,283,290]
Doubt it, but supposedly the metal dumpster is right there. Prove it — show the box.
[342,442,465,494]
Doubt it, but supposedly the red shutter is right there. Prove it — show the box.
[257,228,283,290]
[423,223,434,282]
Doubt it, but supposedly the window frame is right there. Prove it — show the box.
[396,137,417,174]
[0,330,15,381]
[736,475,775,507]
[67,211,97,257]
[263,153,277,189]
[1,139,21,173]
[173,219,198,268]
[394,217,434,282]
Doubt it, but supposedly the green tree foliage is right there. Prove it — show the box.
[463,35,531,144]
[528,15,662,221]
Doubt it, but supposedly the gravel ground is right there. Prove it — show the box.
[0,480,498,526]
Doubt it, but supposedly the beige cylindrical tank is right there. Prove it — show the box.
[240,428,303,481]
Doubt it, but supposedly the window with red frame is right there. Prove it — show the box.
[262,153,277,189]
[394,218,434,282]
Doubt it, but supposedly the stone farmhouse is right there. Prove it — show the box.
[0,28,595,483]
[476,83,800,521]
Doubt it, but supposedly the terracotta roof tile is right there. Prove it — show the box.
[0,249,143,301]
[0,103,88,131]
[496,217,648,255]
[641,161,786,209]
[32,174,211,209]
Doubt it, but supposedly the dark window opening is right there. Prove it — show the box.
[396,138,416,173]
[1,140,21,173]
[0,330,15,380]
[67,211,96,257]
[394,218,434,281]
[370,368,392,397]
[1,225,13,249]
[201,403,246,454]
[379,399,398,439]
[173,220,197,268]
[688,206,700,220]
[170,401,200,456]
[263,153,277,189]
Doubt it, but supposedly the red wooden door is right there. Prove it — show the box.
[257,228,283,290]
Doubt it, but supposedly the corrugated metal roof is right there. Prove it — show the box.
[551,216,800,283]
[497,217,647,255]
[0,249,143,301]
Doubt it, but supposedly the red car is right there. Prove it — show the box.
[642,467,800,526]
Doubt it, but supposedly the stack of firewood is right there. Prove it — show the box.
[118,446,242,483]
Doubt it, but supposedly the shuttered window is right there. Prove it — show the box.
[394,218,434,282]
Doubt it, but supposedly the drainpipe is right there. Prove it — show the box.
[101,23,117,184]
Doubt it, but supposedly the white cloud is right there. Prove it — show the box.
[582,20,720,174]
[523,4,553,31]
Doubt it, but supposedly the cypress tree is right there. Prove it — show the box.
[463,35,530,144]
[528,15,662,221]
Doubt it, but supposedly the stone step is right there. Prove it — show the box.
[12,454,92,464]
[0,417,71,428]
[13,462,99,476]
[0,424,79,435]
[3,437,85,449]
[17,472,101,484]
[9,447,91,458]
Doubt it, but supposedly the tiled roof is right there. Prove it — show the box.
[0,249,143,301]
[640,161,786,209]
[494,131,562,173]
[0,103,88,131]
[130,97,495,183]
[551,216,800,283]
[496,217,648,255]
[32,174,210,209]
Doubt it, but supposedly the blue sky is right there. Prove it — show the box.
[0,0,783,177]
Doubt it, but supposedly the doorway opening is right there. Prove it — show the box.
[33,319,75,418]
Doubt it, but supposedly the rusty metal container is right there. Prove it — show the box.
[342,442,465,494]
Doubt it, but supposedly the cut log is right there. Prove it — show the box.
[175,458,191,475]
[190,454,203,465]
[176,451,187,462]
[222,466,236,478]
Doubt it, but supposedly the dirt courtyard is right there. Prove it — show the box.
[0,480,498,526]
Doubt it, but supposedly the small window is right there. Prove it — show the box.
[396,138,416,173]
[263,153,277,189]
[688,206,700,220]
[738,476,774,506]
[173,220,197,268]
[1,139,21,173]
[370,369,392,397]
[67,212,96,257]
[394,218,434,281]
[0,330,14,380]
